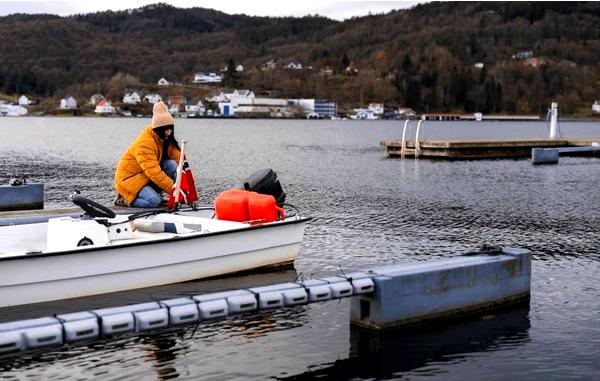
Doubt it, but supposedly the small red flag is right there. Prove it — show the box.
[168,159,199,209]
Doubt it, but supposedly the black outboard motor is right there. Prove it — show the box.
[238,168,286,206]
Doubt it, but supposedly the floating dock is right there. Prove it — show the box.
[381,138,600,159]
[0,183,43,212]
[421,113,540,121]
[532,145,600,164]
[351,247,530,329]
[0,247,530,355]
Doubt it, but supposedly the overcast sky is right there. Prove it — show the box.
[0,1,420,20]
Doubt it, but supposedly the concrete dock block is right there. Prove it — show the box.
[532,148,559,164]
[0,183,44,211]
[350,248,531,330]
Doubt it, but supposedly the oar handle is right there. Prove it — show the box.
[172,140,187,206]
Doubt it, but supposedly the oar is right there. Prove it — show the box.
[169,140,187,210]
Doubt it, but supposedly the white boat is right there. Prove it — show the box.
[0,196,310,308]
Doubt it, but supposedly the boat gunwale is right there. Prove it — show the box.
[0,216,311,263]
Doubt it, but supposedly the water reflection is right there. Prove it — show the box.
[0,304,312,379]
[279,305,531,380]
[142,336,181,380]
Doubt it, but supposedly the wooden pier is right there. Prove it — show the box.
[380,138,600,159]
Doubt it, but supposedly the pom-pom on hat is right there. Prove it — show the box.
[152,101,174,129]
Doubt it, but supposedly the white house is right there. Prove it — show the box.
[123,92,141,104]
[94,100,116,114]
[60,96,77,109]
[185,101,206,117]
[193,72,223,84]
[262,59,276,70]
[18,95,30,106]
[144,93,162,104]
[215,90,256,116]
[236,64,244,72]
[209,89,255,104]
[368,103,384,116]
[285,62,303,70]
[89,94,104,105]
[474,62,485,69]
[593,101,600,114]
[157,77,171,86]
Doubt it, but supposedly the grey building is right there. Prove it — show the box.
[314,99,337,118]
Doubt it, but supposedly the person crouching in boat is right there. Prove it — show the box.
[113,101,181,208]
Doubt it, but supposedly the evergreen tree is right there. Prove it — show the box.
[227,58,236,78]
[484,78,496,113]
[225,58,238,86]
[495,82,503,113]
[478,66,487,85]
[340,53,350,72]
[405,77,422,110]
[401,55,413,76]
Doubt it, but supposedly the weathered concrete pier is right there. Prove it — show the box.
[381,138,600,159]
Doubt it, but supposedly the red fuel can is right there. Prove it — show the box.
[248,193,285,223]
[214,189,253,222]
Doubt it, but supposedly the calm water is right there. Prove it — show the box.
[0,117,599,380]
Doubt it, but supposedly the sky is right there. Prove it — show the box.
[0,0,420,20]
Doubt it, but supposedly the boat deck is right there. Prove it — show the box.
[0,205,135,219]
[0,208,256,258]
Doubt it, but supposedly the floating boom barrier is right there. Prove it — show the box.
[0,247,530,355]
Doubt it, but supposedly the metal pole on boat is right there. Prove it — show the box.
[171,140,186,209]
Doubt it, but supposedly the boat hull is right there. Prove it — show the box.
[0,220,307,307]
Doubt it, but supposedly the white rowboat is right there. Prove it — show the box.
[0,200,309,308]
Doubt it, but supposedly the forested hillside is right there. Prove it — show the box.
[1,2,599,115]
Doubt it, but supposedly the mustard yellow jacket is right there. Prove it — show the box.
[114,126,181,204]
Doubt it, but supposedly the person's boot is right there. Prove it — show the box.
[160,192,170,206]
[113,193,128,207]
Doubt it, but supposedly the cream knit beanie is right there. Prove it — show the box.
[152,101,174,128]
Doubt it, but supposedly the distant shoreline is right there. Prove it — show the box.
[2,114,600,122]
